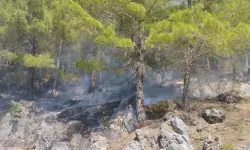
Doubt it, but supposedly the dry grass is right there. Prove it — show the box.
[108,97,250,150]
[189,97,250,149]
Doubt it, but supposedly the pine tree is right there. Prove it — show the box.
[75,0,174,122]
[214,0,250,77]
[146,3,228,111]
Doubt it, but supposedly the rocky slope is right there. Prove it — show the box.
[0,90,250,150]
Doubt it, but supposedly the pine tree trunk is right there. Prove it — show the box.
[52,69,60,97]
[99,72,102,85]
[182,61,191,112]
[134,27,146,123]
[28,36,36,100]
[28,67,35,100]
[233,66,236,81]
[136,45,146,123]
[136,61,146,123]
[246,52,248,69]
[207,57,210,70]
[88,71,96,93]
[52,40,63,97]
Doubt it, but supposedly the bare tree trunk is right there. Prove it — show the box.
[207,57,210,70]
[99,71,103,85]
[182,61,191,112]
[233,66,236,81]
[52,40,63,97]
[246,52,248,69]
[28,67,35,100]
[88,71,96,93]
[28,36,36,100]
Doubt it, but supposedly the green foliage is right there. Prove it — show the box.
[75,60,104,72]
[0,51,18,62]
[95,25,133,48]
[146,4,213,49]
[215,0,250,26]
[23,53,55,68]
[146,20,173,47]
[10,100,23,119]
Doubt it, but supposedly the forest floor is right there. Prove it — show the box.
[108,97,250,150]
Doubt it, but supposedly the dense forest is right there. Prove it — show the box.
[1,0,250,124]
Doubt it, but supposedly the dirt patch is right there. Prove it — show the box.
[189,98,250,149]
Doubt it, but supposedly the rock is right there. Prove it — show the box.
[196,124,203,132]
[158,121,193,150]
[109,98,138,134]
[124,129,154,150]
[67,121,89,138]
[124,106,137,133]
[202,108,226,124]
[51,142,74,150]
[240,83,250,96]
[202,135,220,150]
[70,134,84,148]
[217,90,242,103]
[0,101,87,150]
[170,116,189,137]
[125,141,141,150]
[135,129,151,149]
[90,133,108,150]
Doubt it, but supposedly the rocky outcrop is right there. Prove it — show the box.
[0,100,86,150]
[158,116,193,150]
[202,135,221,150]
[202,108,226,124]
[125,129,155,150]
[125,115,193,150]
[217,90,242,103]
[89,133,108,150]
[109,103,137,134]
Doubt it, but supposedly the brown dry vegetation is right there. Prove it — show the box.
[108,97,250,150]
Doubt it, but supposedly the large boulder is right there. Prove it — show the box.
[109,104,137,134]
[158,121,193,150]
[202,108,226,124]
[124,115,193,150]
[217,90,242,103]
[170,116,189,139]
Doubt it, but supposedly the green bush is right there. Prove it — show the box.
[10,100,23,119]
